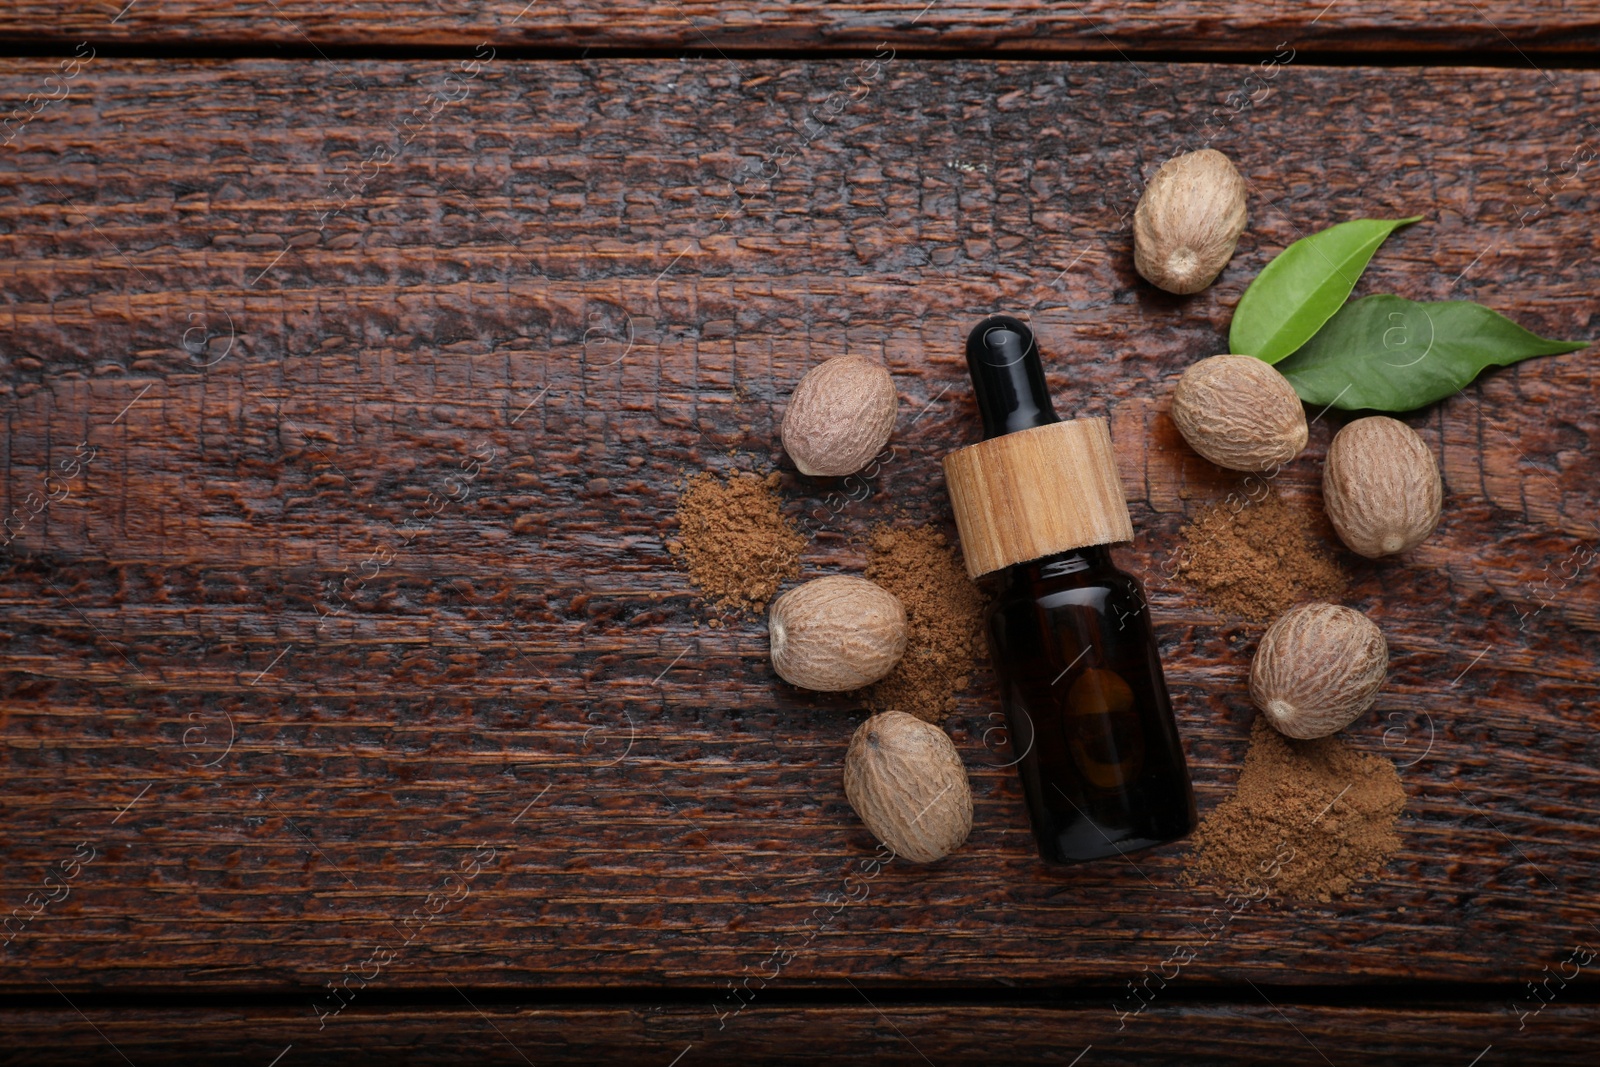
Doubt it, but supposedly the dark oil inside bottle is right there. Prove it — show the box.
[956,314,1195,865]
[988,546,1195,863]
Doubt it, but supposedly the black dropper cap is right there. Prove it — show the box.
[964,315,1061,441]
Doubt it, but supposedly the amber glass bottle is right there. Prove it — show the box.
[943,315,1196,864]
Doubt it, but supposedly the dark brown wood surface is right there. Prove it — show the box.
[4,999,1599,1065]
[3,53,1599,1060]
[9,1,1600,57]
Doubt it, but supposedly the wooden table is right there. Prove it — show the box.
[3,4,1598,1063]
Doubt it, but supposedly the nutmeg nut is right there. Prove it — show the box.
[1323,416,1442,558]
[1171,354,1308,472]
[1250,602,1388,740]
[780,355,897,477]
[844,710,973,864]
[768,575,907,691]
[1133,148,1248,295]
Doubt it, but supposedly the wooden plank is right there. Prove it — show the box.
[2,58,1599,998]
[6,1,1600,57]
[0,999,1595,1064]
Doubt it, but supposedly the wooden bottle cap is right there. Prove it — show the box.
[941,417,1133,578]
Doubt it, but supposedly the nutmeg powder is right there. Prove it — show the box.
[1177,492,1345,621]
[671,471,804,613]
[862,525,987,723]
[1186,717,1406,902]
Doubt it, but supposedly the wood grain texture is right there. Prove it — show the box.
[8,1,1600,56]
[2,58,1599,1011]
[2,999,1598,1065]
[943,418,1133,576]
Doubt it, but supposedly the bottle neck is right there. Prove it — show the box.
[997,544,1117,591]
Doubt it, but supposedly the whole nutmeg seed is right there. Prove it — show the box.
[1250,602,1388,740]
[1171,354,1308,472]
[844,710,973,864]
[1323,416,1443,558]
[768,575,907,691]
[1133,148,1248,295]
[780,355,897,477]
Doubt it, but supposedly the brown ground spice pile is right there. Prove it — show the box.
[1177,492,1346,621]
[670,471,804,612]
[1186,717,1406,902]
[861,525,988,723]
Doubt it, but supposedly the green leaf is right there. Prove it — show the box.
[1230,216,1422,364]
[1276,294,1589,412]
